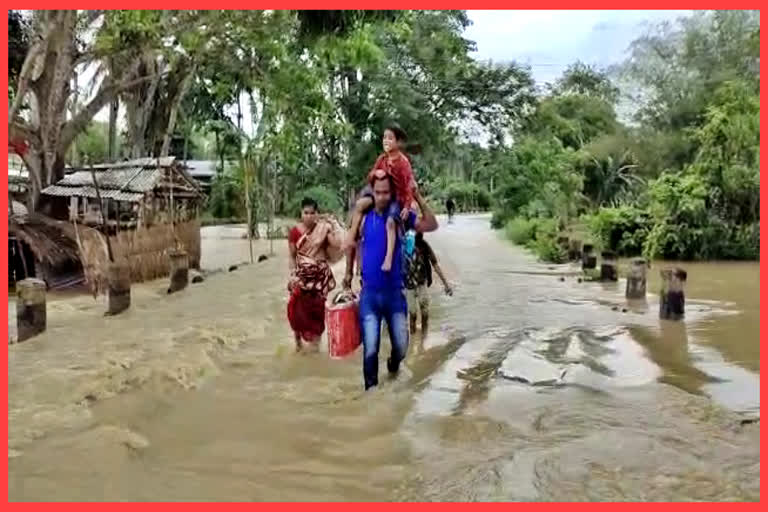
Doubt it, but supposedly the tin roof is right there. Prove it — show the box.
[42,156,203,202]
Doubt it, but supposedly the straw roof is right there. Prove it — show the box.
[8,213,83,268]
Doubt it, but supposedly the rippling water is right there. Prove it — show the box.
[8,215,759,501]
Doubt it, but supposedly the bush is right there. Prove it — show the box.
[503,216,567,263]
[504,218,537,245]
[207,173,241,219]
[286,185,344,217]
[588,206,651,257]
[490,210,507,229]
[533,235,568,264]
[644,217,759,261]
[442,182,491,212]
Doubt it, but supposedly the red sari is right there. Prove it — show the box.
[286,219,342,342]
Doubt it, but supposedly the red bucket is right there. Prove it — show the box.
[326,291,361,359]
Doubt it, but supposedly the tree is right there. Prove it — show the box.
[550,61,620,105]
[621,10,759,133]
[9,10,164,210]
[525,94,619,150]
[8,11,31,93]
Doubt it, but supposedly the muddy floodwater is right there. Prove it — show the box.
[8,215,759,501]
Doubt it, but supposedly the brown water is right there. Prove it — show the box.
[8,215,760,501]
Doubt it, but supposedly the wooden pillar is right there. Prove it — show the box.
[600,251,618,282]
[69,196,78,221]
[660,268,687,320]
[625,258,647,299]
[167,248,189,294]
[16,278,46,342]
[581,244,597,270]
[106,261,131,315]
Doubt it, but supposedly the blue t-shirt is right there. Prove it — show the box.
[360,209,417,291]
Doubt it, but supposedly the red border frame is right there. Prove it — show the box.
[2,3,763,504]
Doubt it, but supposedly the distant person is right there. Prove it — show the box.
[404,231,452,343]
[287,197,344,352]
[342,172,438,390]
[344,124,416,273]
[446,198,456,223]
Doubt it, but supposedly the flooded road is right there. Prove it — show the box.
[8,215,759,501]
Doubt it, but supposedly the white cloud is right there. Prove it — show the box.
[465,10,692,86]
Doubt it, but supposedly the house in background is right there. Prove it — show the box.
[183,160,218,195]
[42,156,205,231]
[39,157,207,285]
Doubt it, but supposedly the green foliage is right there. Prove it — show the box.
[73,122,110,164]
[504,218,537,245]
[550,61,620,105]
[21,8,753,262]
[440,182,491,212]
[489,10,758,262]
[208,172,241,219]
[8,11,30,91]
[503,217,566,263]
[491,137,584,227]
[286,185,344,217]
[587,206,651,257]
[525,94,618,150]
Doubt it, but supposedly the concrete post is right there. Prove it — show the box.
[16,278,47,342]
[106,261,131,315]
[168,248,189,294]
[600,251,618,282]
[625,258,648,299]
[582,244,597,270]
[660,267,687,320]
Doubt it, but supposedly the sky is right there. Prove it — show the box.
[464,10,692,87]
[91,10,694,140]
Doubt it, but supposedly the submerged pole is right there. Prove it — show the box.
[16,278,47,342]
[600,251,618,282]
[660,267,687,320]
[167,248,189,294]
[625,258,648,299]
[581,244,597,270]
[106,260,131,315]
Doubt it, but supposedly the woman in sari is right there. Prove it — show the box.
[287,197,345,351]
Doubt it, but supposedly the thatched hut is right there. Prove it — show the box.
[42,156,204,229]
[39,157,206,284]
[8,213,85,290]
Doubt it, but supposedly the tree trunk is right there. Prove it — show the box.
[128,57,165,158]
[10,11,161,213]
[214,130,224,172]
[160,66,195,158]
[23,148,65,213]
[68,72,79,166]
[108,97,119,161]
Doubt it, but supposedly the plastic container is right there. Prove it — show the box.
[326,291,361,359]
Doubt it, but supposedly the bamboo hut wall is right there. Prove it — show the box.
[110,219,201,282]
[78,220,202,289]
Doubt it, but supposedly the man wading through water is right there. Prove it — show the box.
[342,171,438,390]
